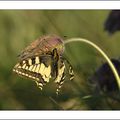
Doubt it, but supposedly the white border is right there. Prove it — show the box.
[0,1,120,119]
[0,111,120,119]
[0,1,119,9]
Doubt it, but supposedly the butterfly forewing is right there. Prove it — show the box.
[13,55,53,89]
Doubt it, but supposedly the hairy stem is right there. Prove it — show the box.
[64,38,120,89]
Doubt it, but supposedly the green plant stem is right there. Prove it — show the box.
[64,38,120,89]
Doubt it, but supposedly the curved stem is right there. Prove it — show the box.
[64,38,120,89]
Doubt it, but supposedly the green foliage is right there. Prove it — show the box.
[1,10,120,110]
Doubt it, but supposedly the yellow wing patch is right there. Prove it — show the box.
[13,56,52,84]
[55,63,65,83]
[39,63,45,74]
[42,65,51,83]
[35,64,40,73]
[28,59,32,65]
[22,64,26,69]
[35,56,40,64]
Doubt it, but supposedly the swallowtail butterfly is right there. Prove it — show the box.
[13,35,74,94]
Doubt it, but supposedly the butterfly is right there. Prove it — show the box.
[13,35,74,94]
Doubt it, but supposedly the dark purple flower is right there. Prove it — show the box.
[104,10,120,34]
[90,59,120,92]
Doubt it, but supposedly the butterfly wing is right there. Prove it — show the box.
[54,57,74,95]
[65,58,74,81]
[54,59,66,95]
[13,55,53,90]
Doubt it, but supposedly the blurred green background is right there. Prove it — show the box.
[1,10,120,110]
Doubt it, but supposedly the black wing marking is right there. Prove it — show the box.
[63,57,74,81]
[55,59,66,95]
[54,57,74,95]
[13,55,52,90]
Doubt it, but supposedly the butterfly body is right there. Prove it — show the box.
[13,35,74,94]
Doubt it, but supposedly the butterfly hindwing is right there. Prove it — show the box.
[54,57,74,95]
[67,60,74,81]
[61,57,74,81]
[55,59,66,95]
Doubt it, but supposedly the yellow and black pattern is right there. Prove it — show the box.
[13,48,74,94]
[13,55,52,90]
[63,57,74,81]
[69,65,74,81]
[55,59,66,94]
[54,56,74,94]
